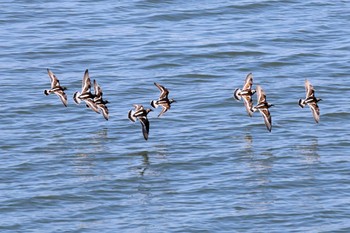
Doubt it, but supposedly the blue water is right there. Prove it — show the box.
[1,1,350,232]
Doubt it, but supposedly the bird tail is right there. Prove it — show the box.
[233,88,242,100]
[44,90,50,95]
[150,100,159,108]
[298,99,305,108]
[73,92,81,104]
[128,110,137,122]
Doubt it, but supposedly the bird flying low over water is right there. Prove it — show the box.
[93,79,110,120]
[128,104,153,140]
[299,79,322,123]
[44,69,68,107]
[73,69,95,103]
[252,85,273,132]
[150,82,176,117]
[73,69,99,113]
[233,73,256,117]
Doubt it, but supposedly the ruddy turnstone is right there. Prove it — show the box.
[44,69,68,107]
[299,79,322,123]
[128,104,152,140]
[233,73,256,117]
[73,69,99,113]
[150,82,176,117]
[93,79,109,120]
[252,85,273,132]
[73,69,95,103]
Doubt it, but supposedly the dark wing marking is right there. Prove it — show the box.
[154,82,169,99]
[139,117,150,140]
[242,73,253,90]
[259,108,272,132]
[308,102,320,123]
[242,95,253,117]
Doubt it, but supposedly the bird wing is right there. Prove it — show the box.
[82,69,92,93]
[84,98,99,113]
[305,79,315,98]
[242,95,253,117]
[256,85,266,104]
[47,69,59,88]
[154,82,169,99]
[308,102,320,123]
[139,116,150,140]
[242,73,253,90]
[93,79,102,98]
[55,90,68,107]
[158,104,169,117]
[133,104,143,112]
[259,108,272,132]
[98,104,109,120]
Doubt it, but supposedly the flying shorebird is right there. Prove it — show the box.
[128,104,152,140]
[73,69,99,113]
[73,69,95,103]
[93,79,109,120]
[299,79,322,123]
[150,82,176,117]
[233,73,256,117]
[252,85,274,132]
[44,69,68,107]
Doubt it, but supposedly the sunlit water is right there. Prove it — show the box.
[1,1,350,232]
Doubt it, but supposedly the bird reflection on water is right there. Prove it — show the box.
[137,151,150,176]
[237,133,276,212]
[298,138,320,164]
[73,128,109,180]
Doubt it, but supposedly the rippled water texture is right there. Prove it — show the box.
[1,0,350,232]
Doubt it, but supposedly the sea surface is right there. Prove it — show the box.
[1,0,350,232]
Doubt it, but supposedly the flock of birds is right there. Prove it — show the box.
[45,68,110,120]
[233,73,322,132]
[44,70,321,140]
[44,68,176,140]
[127,82,176,140]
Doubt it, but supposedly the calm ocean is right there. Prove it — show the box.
[1,1,350,232]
